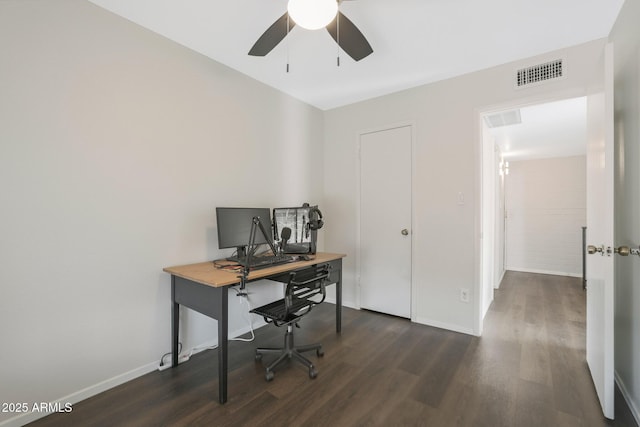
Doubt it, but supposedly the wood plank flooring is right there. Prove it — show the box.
[29,272,638,426]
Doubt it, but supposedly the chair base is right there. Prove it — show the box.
[255,324,323,381]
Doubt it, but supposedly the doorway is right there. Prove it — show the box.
[480,97,588,323]
[476,97,587,340]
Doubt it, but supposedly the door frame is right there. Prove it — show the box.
[475,91,588,335]
[477,88,615,418]
[355,120,416,321]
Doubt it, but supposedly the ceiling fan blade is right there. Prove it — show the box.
[248,13,295,56]
[326,11,373,61]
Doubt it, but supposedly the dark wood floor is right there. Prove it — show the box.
[30,272,638,426]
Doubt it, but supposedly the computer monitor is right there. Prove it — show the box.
[216,207,273,258]
[272,205,318,254]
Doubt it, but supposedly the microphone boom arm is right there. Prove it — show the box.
[246,216,279,269]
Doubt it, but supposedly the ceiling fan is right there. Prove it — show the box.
[248,0,373,62]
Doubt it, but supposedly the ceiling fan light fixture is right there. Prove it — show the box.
[287,0,338,30]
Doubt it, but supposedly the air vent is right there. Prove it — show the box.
[516,59,563,87]
[484,109,521,128]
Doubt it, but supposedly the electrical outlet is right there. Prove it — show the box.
[460,288,470,303]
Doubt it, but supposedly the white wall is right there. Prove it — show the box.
[0,1,323,425]
[610,0,640,422]
[505,156,587,277]
[324,40,606,335]
[1,0,633,424]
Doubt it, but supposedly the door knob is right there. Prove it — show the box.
[587,244,604,255]
[615,246,630,256]
[401,229,409,236]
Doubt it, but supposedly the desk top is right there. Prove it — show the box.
[163,252,346,288]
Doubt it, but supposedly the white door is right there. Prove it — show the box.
[359,125,412,318]
[585,43,614,420]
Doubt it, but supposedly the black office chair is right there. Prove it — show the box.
[250,264,331,381]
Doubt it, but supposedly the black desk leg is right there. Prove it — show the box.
[336,267,342,333]
[217,286,229,404]
[171,276,179,367]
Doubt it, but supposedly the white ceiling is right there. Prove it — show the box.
[87,0,624,110]
[486,97,587,161]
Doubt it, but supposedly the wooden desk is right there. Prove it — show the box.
[163,252,346,403]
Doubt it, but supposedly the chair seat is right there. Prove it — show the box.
[251,296,309,324]
[250,264,330,381]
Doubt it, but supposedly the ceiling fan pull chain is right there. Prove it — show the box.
[286,14,291,73]
[336,11,340,67]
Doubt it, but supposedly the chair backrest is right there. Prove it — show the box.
[250,264,332,326]
[283,264,331,319]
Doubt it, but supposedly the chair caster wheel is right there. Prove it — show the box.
[316,348,324,357]
[265,371,274,382]
[309,366,318,379]
[255,352,263,361]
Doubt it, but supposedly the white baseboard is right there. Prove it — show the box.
[323,298,357,310]
[0,300,465,427]
[615,371,640,426]
[329,299,475,337]
[0,323,262,427]
[413,316,476,336]
[506,267,581,278]
[0,361,158,427]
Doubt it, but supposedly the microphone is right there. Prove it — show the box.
[280,227,291,254]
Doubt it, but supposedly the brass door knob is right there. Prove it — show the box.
[615,246,630,256]
[587,245,604,255]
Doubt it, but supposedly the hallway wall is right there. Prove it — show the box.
[505,156,586,277]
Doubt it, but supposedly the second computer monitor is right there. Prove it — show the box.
[216,207,272,257]
[272,206,317,254]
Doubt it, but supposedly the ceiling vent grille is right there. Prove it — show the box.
[484,109,522,128]
[516,59,563,87]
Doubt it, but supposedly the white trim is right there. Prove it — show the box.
[0,362,158,427]
[475,91,591,337]
[494,268,506,289]
[413,316,476,336]
[355,128,362,310]
[323,297,358,310]
[478,89,588,123]
[474,108,483,336]
[615,371,640,426]
[506,267,582,278]
[0,322,261,427]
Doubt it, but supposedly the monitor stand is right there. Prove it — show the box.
[226,246,247,262]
